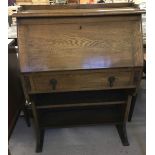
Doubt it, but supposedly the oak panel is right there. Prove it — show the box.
[18,17,143,73]
[28,69,134,93]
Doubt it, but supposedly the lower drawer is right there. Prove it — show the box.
[26,69,135,94]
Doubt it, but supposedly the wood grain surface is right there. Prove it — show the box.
[23,68,135,93]
[18,16,143,73]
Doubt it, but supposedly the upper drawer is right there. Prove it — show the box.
[26,69,135,94]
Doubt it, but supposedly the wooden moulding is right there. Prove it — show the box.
[17,3,138,11]
[13,3,145,18]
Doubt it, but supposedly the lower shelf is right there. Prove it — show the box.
[38,104,124,128]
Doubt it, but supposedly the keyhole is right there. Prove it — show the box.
[79,26,82,30]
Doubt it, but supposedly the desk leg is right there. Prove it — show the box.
[128,94,137,122]
[116,123,129,146]
[31,102,44,153]
[23,104,31,127]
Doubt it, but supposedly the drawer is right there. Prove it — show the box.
[27,69,134,94]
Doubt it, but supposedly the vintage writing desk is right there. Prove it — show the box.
[14,3,145,152]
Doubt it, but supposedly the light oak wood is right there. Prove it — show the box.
[17,15,143,73]
[27,68,134,93]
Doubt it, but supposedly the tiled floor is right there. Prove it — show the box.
[9,80,146,155]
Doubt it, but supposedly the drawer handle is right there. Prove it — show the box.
[50,79,57,90]
[108,76,116,87]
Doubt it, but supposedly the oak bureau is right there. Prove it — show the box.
[14,3,145,152]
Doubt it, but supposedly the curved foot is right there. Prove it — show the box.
[116,124,129,146]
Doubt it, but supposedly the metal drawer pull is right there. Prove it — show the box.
[108,76,116,87]
[50,79,57,90]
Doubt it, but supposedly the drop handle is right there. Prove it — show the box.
[50,79,57,90]
[108,76,116,87]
